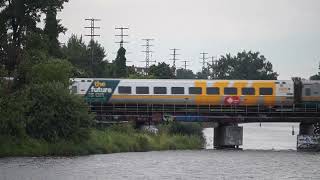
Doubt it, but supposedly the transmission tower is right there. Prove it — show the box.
[170,48,180,68]
[85,18,101,71]
[141,39,155,74]
[115,27,129,48]
[182,60,189,70]
[200,52,208,70]
[209,56,219,79]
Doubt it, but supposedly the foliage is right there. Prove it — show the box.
[28,59,73,86]
[310,75,320,80]
[176,68,195,79]
[25,82,93,142]
[149,62,175,79]
[112,47,128,78]
[161,122,204,137]
[196,68,210,79]
[44,5,66,58]
[0,91,28,137]
[0,126,205,157]
[0,0,68,74]
[208,51,278,80]
[61,35,109,78]
[61,35,89,75]
[310,63,320,80]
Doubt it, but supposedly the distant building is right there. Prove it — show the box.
[130,65,148,75]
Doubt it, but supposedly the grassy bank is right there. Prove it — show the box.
[0,124,204,157]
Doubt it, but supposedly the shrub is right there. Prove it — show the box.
[29,60,73,86]
[25,82,93,142]
[165,122,203,137]
[0,91,28,137]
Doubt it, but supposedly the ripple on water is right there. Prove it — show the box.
[1,150,320,180]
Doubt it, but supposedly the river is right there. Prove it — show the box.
[1,123,320,180]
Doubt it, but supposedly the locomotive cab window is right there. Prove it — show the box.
[172,87,185,94]
[260,88,273,95]
[224,87,237,95]
[207,87,220,95]
[242,88,255,95]
[189,87,202,95]
[118,86,132,94]
[136,87,149,94]
[154,87,167,94]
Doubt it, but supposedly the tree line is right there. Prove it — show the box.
[1,0,317,144]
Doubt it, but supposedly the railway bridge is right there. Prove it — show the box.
[90,103,320,151]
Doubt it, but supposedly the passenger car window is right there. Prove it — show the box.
[305,88,311,96]
[136,87,149,94]
[171,87,184,94]
[224,88,237,95]
[260,88,273,95]
[242,88,255,95]
[154,87,167,94]
[189,87,202,95]
[118,86,132,94]
[207,87,220,95]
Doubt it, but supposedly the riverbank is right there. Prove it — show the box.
[0,124,204,157]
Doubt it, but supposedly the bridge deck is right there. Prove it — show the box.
[88,103,320,123]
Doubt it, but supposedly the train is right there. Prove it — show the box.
[70,78,320,107]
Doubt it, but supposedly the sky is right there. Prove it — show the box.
[58,0,320,79]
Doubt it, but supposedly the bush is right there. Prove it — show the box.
[0,91,28,137]
[25,82,93,142]
[165,122,203,137]
[29,60,73,86]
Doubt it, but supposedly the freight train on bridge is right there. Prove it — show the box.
[71,78,320,150]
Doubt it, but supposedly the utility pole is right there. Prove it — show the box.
[141,39,155,74]
[182,60,189,70]
[209,56,219,79]
[85,18,101,72]
[200,52,208,70]
[170,48,180,68]
[115,27,129,48]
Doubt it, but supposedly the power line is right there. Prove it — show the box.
[200,52,208,70]
[170,48,180,68]
[115,27,129,48]
[84,18,101,72]
[141,38,155,74]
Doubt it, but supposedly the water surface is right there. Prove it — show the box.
[1,123,319,180]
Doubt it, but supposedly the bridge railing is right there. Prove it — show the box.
[88,102,320,122]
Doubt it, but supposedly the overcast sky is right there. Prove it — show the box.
[58,0,320,79]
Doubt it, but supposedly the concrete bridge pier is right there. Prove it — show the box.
[214,123,243,149]
[297,123,320,151]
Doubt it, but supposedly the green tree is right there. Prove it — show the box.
[310,63,320,80]
[196,68,210,79]
[148,62,175,79]
[62,35,89,77]
[44,5,66,58]
[62,35,109,78]
[87,40,109,77]
[0,0,68,75]
[209,51,278,80]
[176,68,195,79]
[113,47,127,78]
